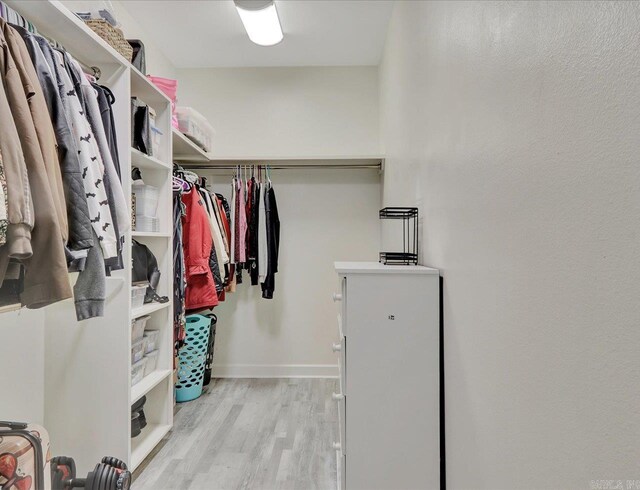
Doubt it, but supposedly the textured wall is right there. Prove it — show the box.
[176,66,380,158]
[0,310,45,423]
[204,168,381,377]
[379,1,640,487]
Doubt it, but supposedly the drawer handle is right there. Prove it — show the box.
[332,392,344,401]
[333,293,343,302]
[332,442,341,450]
[332,342,342,352]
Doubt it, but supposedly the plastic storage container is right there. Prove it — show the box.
[132,184,159,217]
[143,329,160,353]
[131,284,147,309]
[131,315,150,342]
[151,126,162,157]
[176,106,215,152]
[134,216,159,233]
[131,358,147,386]
[131,338,146,364]
[143,350,159,375]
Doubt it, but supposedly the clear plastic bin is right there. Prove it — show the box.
[131,338,146,364]
[132,184,159,217]
[131,358,147,386]
[143,350,159,375]
[151,126,162,157]
[176,106,215,152]
[143,329,160,354]
[131,284,147,309]
[131,315,150,342]
[134,216,159,233]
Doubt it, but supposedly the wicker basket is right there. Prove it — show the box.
[84,19,133,62]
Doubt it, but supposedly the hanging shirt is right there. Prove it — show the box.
[230,178,236,265]
[0,149,8,246]
[237,178,247,263]
[17,27,94,253]
[262,184,280,299]
[0,56,33,263]
[201,188,228,276]
[0,20,71,308]
[3,22,67,245]
[53,50,118,260]
[258,182,268,284]
[181,187,218,311]
[248,177,260,286]
[75,61,128,273]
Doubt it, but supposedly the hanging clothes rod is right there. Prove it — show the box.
[181,162,383,171]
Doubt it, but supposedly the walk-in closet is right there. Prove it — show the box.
[1,1,639,489]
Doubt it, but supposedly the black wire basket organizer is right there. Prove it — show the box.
[379,207,419,265]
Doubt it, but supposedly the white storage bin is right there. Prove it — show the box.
[132,184,159,217]
[176,106,215,152]
[143,329,160,354]
[134,216,159,233]
[151,126,162,158]
[131,338,146,364]
[131,358,147,386]
[143,350,159,375]
[131,315,150,342]
[131,284,147,309]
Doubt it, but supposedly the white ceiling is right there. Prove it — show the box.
[120,0,395,68]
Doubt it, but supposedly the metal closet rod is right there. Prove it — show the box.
[181,163,382,171]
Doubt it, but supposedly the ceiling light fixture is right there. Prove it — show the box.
[234,0,283,47]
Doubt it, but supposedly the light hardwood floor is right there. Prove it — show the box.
[133,378,338,490]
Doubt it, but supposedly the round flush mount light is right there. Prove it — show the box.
[234,0,284,47]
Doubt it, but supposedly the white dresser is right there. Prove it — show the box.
[332,262,441,490]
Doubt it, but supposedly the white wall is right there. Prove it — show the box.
[379,1,640,488]
[176,66,380,158]
[204,168,381,378]
[0,310,45,423]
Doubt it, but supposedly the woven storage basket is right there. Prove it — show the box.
[84,19,133,62]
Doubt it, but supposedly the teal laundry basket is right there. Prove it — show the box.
[176,315,211,402]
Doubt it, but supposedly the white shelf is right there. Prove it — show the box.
[131,67,171,108]
[184,154,385,169]
[172,128,212,162]
[132,369,173,404]
[131,231,172,238]
[2,0,174,474]
[132,301,172,319]
[131,148,170,171]
[131,424,172,471]
[6,0,127,68]
[205,154,384,162]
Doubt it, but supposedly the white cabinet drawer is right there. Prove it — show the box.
[334,318,346,395]
[333,389,346,455]
[333,278,347,336]
[336,449,346,490]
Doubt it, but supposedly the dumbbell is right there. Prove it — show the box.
[51,456,76,490]
[84,463,131,490]
[101,457,128,471]
[51,458,131,490]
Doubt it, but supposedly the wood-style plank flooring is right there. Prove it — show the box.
[133,378,338,490]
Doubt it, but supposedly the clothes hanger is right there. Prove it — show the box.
[172,175,189,192]
[181,170,199,185]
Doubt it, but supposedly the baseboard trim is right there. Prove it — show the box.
[212,364,339,379]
